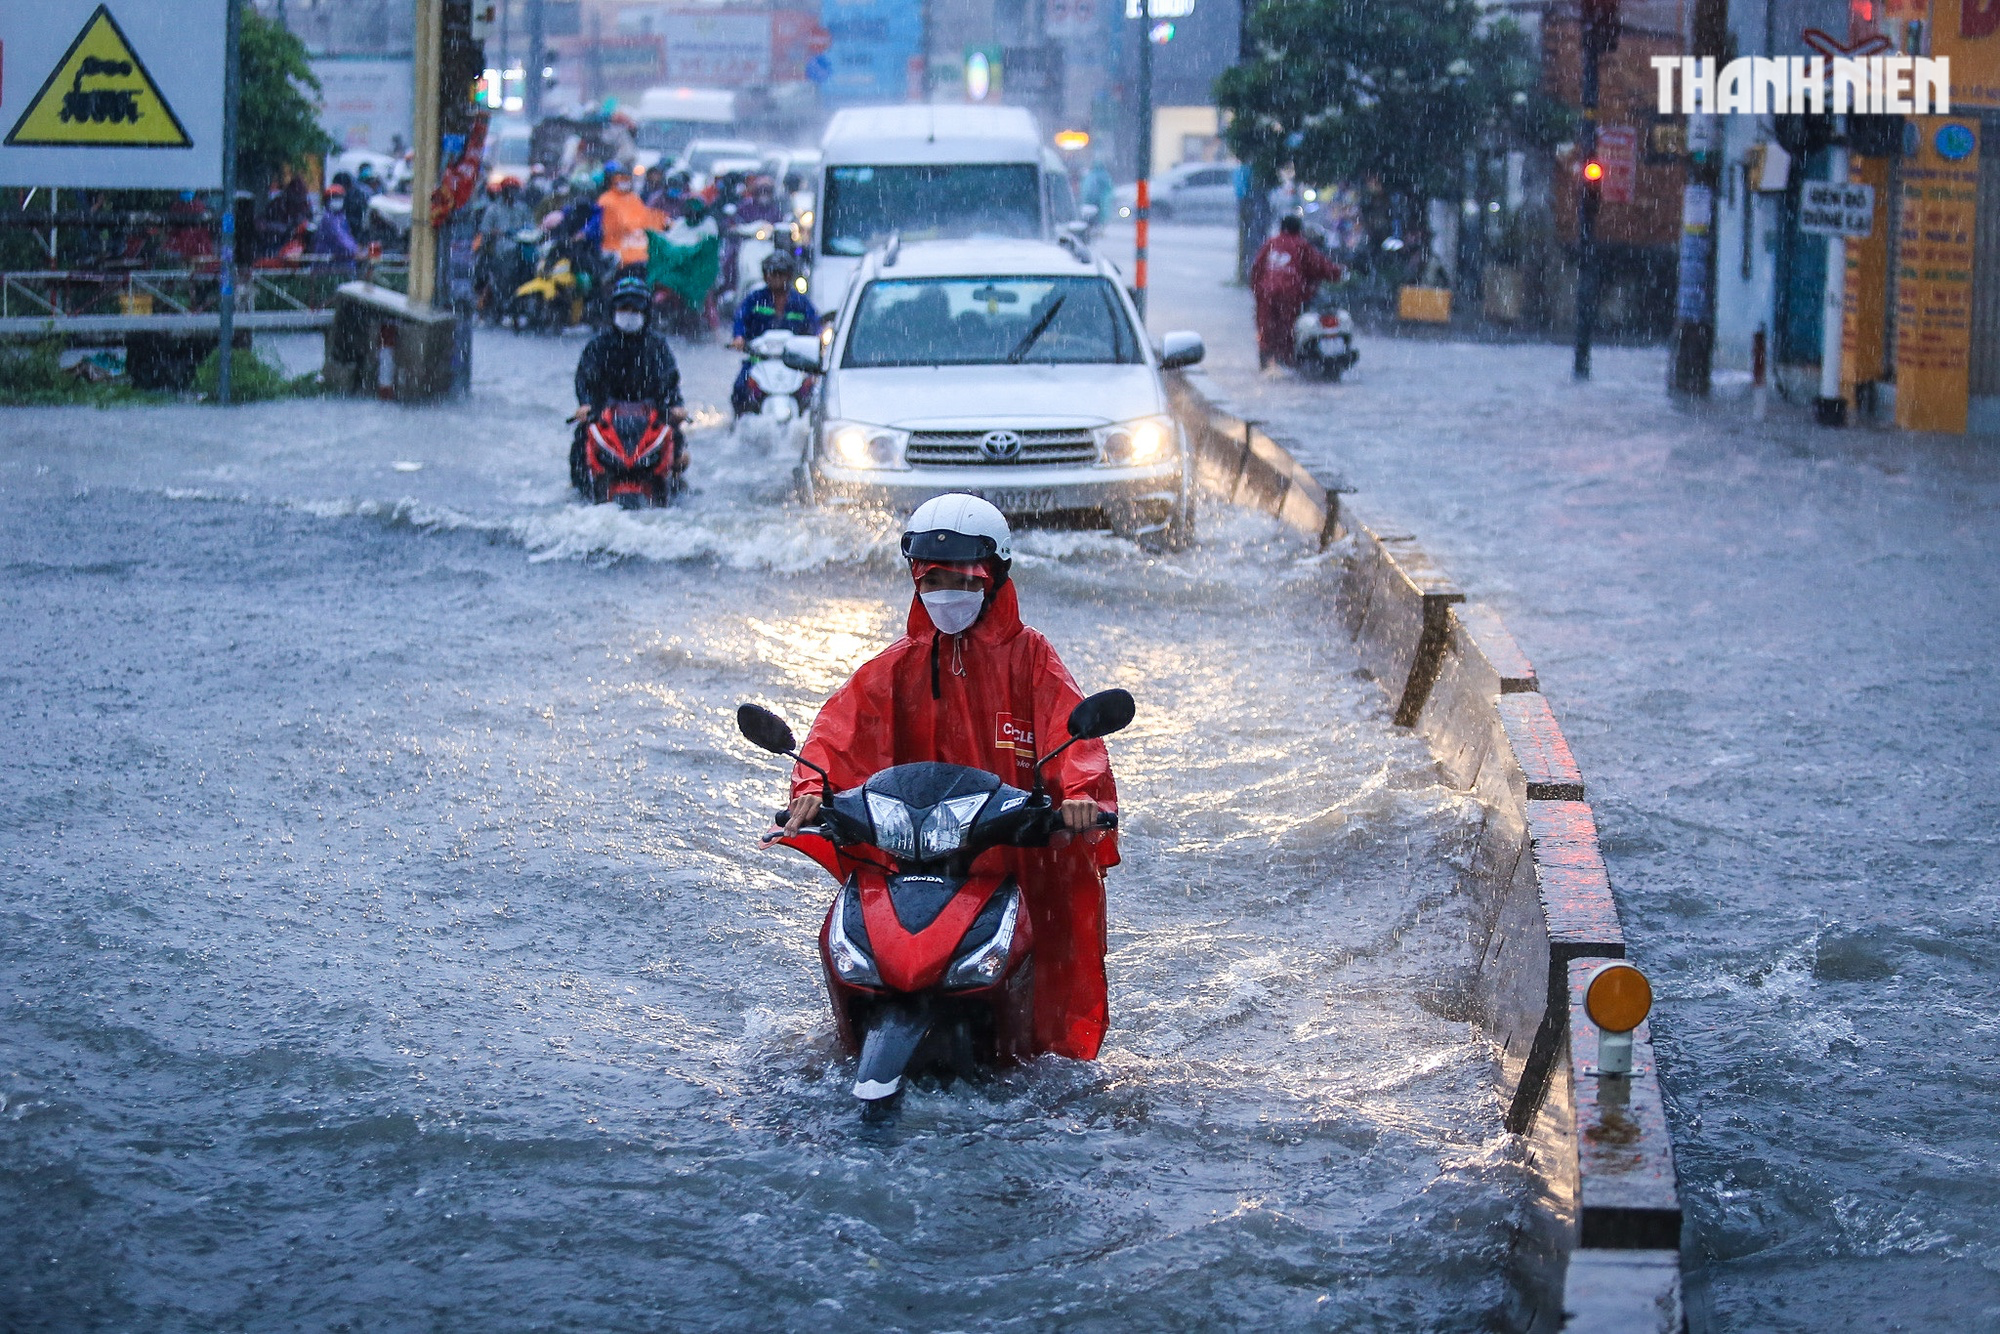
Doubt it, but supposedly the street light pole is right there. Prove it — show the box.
[1135,0,1152,323]
[216,0,242,406]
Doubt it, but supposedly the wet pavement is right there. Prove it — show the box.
[1134,220,2000,1330]
[4,327,1531,1327]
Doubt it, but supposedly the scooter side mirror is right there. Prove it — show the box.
[1158,331,1205,370]
[780,334,824,374]
[737,703,797,755]
[1066,689,1135,741]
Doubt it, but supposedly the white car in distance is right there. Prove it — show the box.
[781,238,1205,546]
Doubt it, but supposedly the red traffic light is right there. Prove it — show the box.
[1581,159,1606,183]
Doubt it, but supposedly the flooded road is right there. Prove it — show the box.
[2,332,1524,1328]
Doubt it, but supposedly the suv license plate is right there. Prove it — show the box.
[980,487,1064,512]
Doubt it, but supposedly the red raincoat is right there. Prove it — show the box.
[1250,231,1344,365]
[791,580,1119,1060]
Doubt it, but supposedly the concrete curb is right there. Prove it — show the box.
[1169,369,1683,1333]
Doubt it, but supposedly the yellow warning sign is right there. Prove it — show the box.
[5,5,192,149]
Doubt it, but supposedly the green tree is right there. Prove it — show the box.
[1217,0,1565,202]
[236,4,334,188]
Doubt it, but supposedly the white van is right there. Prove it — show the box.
[631,87,737,167]
[809,105,1080,312]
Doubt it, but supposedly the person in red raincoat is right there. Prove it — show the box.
[1250,214,1345,370]
[779,494,1119,1061]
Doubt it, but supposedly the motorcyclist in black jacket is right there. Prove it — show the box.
[573,276,690,486]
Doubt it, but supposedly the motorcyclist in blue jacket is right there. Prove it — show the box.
[728,250,818,418]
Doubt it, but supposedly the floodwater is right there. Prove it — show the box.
[1136,221,2000,1329]
[2,331,1529,1327]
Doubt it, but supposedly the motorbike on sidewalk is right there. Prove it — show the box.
[737,688,1132,1107]
[570,400,684,507]
[1291,281,1360,382]
[735,328,815,429]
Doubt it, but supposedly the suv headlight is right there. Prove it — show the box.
[1095,416,1176,466]
[822,420,907,470]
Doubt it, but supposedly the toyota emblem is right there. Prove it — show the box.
[979,429,1023,461]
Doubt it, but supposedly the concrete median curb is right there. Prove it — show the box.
[1169,369,1684,1333]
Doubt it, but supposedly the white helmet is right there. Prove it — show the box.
[902,494,1013,570]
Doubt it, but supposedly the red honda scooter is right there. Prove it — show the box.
[737,690,1131,1105]
[570,400,683,507]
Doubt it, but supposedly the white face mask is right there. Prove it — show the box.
[920,589,984,636]
[612,310,645,333]
[615,178,634,193]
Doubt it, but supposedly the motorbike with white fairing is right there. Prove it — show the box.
[734,329,816,446]
[1291,280,1361,382]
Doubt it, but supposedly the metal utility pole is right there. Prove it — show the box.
[1236,0,1254,283]
[497,0,510,110]
[1669,0,1726,397]
[1574,0,1616,381]
[1815,115,1849,425]
[525,0,546,122]
[1135,0,1152,322]
[216,0,242,405]
[410,0,444,311]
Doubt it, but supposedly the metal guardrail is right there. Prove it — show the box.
[0,263,409,337]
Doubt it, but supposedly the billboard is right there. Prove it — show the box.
[0,0,228,188]
[663,12,771,86]
[819,0,922,105]
[311,57,414,156]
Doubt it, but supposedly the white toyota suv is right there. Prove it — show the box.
[784,237,1205,545]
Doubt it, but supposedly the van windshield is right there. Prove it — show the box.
[842,276,1143,368]
[822,164,1041,257]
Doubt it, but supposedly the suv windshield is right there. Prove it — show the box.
[822,164,1040,257]
[842,276,1143,368]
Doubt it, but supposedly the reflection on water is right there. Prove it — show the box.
[0,343,1526,1329]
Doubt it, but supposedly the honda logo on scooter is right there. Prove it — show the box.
[979,430,1023,461]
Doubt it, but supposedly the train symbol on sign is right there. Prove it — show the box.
[63,57,142,127]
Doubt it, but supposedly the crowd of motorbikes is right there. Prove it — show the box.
[475,172,813,343]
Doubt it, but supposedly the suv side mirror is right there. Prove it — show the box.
[781,334,825,373]
[1158,331,1205,370]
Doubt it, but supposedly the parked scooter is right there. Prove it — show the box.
[738,688,1133,1106]
[1291,281,1360,381]
[735,328,814,424]
[570,400,684,507]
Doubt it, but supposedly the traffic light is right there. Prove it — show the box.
[1581,0,1619,52]
[1581,158,1605,186]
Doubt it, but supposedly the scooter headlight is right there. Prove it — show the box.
[946,890,1020,989]
[919,793,989,859]
[828,884,880,986]
[1095,416,1175,466]
[824,421,906,470]
[865,792,917,859]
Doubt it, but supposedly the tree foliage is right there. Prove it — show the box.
[236,5,335,188]
[1217,0,1567,200]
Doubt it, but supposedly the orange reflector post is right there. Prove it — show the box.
[1585,961,1653,1034]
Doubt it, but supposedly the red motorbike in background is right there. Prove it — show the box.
[736,689,1132,1108]
[570,400,684,507]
